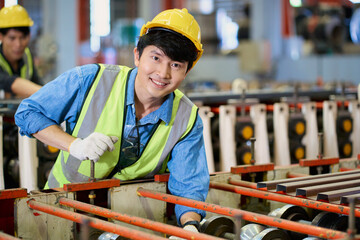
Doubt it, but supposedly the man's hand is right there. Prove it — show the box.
[69,132,118,162]
[168,225,199,239]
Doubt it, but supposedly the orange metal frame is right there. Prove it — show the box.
[59,197,222,240]
[27,199,167,240]
[137,187,347,239]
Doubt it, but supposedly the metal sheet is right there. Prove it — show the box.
[110,181,166,236]
[15,191,75,240]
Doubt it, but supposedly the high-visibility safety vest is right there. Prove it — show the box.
[0,47,33,79]
[46,64,198,188]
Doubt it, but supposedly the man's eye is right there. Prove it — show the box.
[172,63,183,69]
[152,56,159,61]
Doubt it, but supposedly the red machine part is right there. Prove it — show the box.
[63,179,120,192]
[299,157,339,167]
[231,163,274,174]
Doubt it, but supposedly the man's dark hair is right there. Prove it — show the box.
[0,27,30,36]
[137,29,198,72]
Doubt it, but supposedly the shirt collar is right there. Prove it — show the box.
[127,67,173,125]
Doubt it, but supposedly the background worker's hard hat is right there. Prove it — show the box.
[0,5,34,28]
[140,8,203,68]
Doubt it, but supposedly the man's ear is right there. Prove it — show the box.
[133,47,140,67]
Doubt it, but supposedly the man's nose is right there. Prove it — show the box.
[157,64,171,79]
[14,38,23,48]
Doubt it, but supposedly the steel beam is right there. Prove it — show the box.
[257,169,360,190]
[277,173,360,193]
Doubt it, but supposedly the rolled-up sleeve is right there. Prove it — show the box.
[15,64,99,137]
[167,115,210,224]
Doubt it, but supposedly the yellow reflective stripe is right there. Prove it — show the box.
[23,48,33,79]
[0,53,13,76]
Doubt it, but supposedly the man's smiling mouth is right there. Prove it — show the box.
[150,77,168,87]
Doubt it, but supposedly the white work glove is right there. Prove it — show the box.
[169,225,199,239]
[69,132,118,162]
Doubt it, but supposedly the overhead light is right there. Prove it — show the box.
[90,0,110,52]
[4,0,17,7]
[350,0,360,3]
[290,0,302,7]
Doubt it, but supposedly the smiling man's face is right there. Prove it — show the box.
[133,45,188,101]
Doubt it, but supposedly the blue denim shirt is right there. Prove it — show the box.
[15,64,209,223]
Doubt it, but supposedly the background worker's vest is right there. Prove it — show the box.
[46,64,198,188]
[0,47,33,79]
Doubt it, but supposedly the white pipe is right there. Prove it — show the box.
[250,104,270,164]
[273,103,290,166]
[198,106,215,173]
[323,101,339,158]
[219,105,237,171]
[18,132,38,192]
[301,102,319,159]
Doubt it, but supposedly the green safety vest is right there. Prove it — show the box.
[46,64,198,188]
[0,47,33,79]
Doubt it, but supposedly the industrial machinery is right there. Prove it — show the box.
[0,87,359,240]
[0,154,359,239]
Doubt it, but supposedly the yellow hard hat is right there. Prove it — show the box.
[140,8,203,68]
[0,5,34,28]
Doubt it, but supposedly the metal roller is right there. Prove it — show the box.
[200,216,235,238]
[240,223,266,240]
[252,227,290,240]
[270,204,351,240]
[98,232,120,240]
[268,205,310,240]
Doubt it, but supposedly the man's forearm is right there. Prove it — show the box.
[11,77,41,97]
[33,125,76,152]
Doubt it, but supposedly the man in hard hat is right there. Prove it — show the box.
[0,4,42,98]
[15,8,209,236]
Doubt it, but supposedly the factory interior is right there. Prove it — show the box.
[1,0,360,239]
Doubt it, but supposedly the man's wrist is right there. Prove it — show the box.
[182,220,200,231]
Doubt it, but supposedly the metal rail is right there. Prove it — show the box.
[27,199,167,240]
[215,179,360,218]
[137,187,348,239]
[58,197,222,240]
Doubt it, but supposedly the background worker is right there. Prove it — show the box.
[0,4,42,98]
[15,8,209,236]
